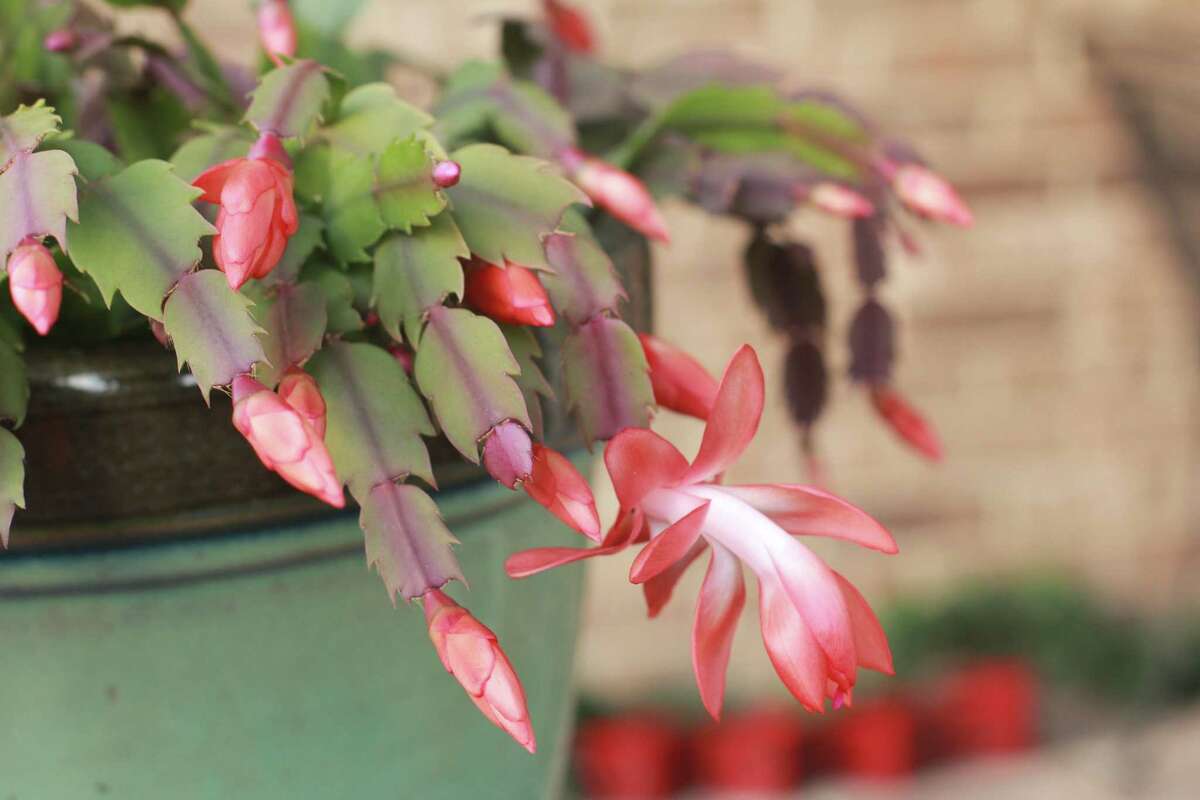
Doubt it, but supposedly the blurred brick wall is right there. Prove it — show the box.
[154,1,1200,703]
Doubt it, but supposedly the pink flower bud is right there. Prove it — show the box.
[43,29,78,53]
[523,444,600,541]
[639,333,718,421]
[543,0,596,54]
[6,241,62,336]
[562,148,670,243]
[432,160,461,188]
[890,164,972,227]
[193,144,299,290]
[388,344,414,374]
[277,368,327,439]
[257,0,297,65]
[463,258,556,327]
[231,374,344,507]
[806,182,875,219]
[870,386,943,462]
[483,421,534,489]
[423,588,537,753]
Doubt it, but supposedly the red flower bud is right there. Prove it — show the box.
[463,258,556,327]
[561,148,670,243]
[43,29,78,53]
[543,0,597,54]
[639,333,718,421]
[482,421,534,489]
[431,160,461,188]
[231,374,344,507]
[523,444,600,541]
[423,589,537,753]
[277,368,327,439]
[193,138,299,290]
[257,0,297,65]
[6,240,62,336]
[870,386,942,462]
[889,163,972,227]
[805,182,875,219]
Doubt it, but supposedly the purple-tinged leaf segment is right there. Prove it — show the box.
[322,83,433,156]
[848,299,894,384]
[0,150,78,257]
[0,428,25,548]
[244,59,330,139]
[250,281,328,386]
[852,215,887,288]
[414,306,530,463]
[0,101,61,170]
[375,136,448,233]
[562,316,654,444]
[541,213,626,325]
[163,270,266,400]
[361,480,464,603]
[0,339,29,427]
[307,341,436,498]
[373,213,469,343]
[500,323,554,439]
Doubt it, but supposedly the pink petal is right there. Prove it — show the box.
[524,444,601,541]
[833,571,893,675]
[871,387,943,462]
[603,427,690,510]
[692,542,746,720]
[629,501,709,584]
[192,158,244,203]
[643,540,707,618]
[684,345,765,484]
[717,484,897,554]
[505,508,642,579]
[758,578,826,712]
[639,333,719,421]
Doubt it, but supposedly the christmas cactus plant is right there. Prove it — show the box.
[0,0,971,751]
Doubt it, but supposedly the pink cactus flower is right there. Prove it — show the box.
[431,160,461,188]
[522,443,601,541]
[257,0,297,65]
[639,333,719,421]
[423,588,537,753]
[560,147,669,243]
[806,182,875,219]
[507,346,896,718]
[6,240,62,336]
[276,368,327,439]
[462,258,556,327]
[231,374,344,508]
[483,420,535,489]
[193,134,299,290]
[870,386,943,462]
[889,163,973,227]
[543,0,596,54]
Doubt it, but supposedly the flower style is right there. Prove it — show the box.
[462,258,556,327]
[870,386,943,462]
[257,0,297,65]
[193,134,299,290]
[6,239,63,336]
[276,368,327,439]
[559,147,670,243]
[423,588,536,753]
[640,333,719,421]
[231,374,344,508]
[507,346,895,718]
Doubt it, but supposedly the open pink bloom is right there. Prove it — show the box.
[276,368,327,439]
[806,182,875,219]
[463,258,556,327]
[507,346,896,719]
[423,588,537,753]
[640,333,719,421]
[870,386,943,462]
[889,164,972,227]
[543,0,596,53]
[560,148,669,243]
[522,443,601,541]
[257,0,297,64]
[193,138,299,290]
[7,240,62,336]
[231,375,344,508]
[483,420,535,489]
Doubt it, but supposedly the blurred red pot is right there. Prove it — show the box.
[829,696,917,779]
[933,659,1038,756]
[574,713,685,799]
[691,707,804,793]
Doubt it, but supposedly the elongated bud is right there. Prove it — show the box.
[423,589,537,753]
[432,160,461,188]
[43,29,78,53]
[561,148,670,243]
[483,421,534,489]
[231,374,344,507]
[639,333,718,421]
[543,0,596,53]
[463,258,556,327]
[6,240,62,336]
[524,444,601,541]
[805,182,875,219]
[870,386,943,462]
[277,368,327,439]
[889,163,972,227]
[257,0,297,65]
